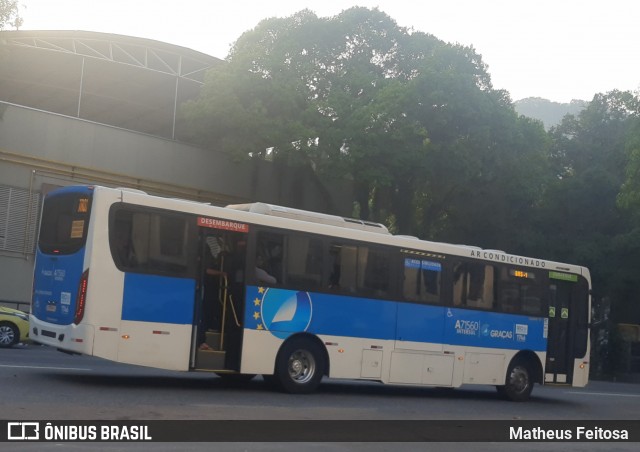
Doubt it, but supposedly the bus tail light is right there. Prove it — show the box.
[74,269,89,324]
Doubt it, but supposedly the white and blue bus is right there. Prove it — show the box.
[30,185,591,401]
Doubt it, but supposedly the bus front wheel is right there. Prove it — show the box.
[498,359,534,402]
[275,337,325,394]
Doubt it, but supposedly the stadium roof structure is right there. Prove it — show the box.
[0,30,222,139]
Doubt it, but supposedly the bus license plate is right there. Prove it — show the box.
[46,304,57,312]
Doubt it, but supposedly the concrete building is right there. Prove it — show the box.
[0,30,350,308]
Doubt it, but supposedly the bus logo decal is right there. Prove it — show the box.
[454,319,480,336]
[249,288,313,340]
[272,295,297,323]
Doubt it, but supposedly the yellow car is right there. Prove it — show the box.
[0,306,30,348]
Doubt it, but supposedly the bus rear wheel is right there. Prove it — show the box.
[498,359,533,402]
[275,337,324,394]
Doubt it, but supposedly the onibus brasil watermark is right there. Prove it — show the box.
[7,422,151,442]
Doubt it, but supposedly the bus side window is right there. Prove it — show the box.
[256,232,283,285]
[359,247,391,298]
[113,217,136,267]
[111,210,141,269]
[285,235,323,290]
[328,243,357,293]
[147,214,189,272]
[453,261,497,309]
[403,257,442,304]
[130,212,150,268]
[497,268,543,316]
[328,242,391,298]
[110,207,191,276]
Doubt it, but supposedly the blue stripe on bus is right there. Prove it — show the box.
[244,286,547,351]
[443,307,546,351]
[396,302,445,343]
[122,273,196,324]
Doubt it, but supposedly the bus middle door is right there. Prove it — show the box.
[195,226,249,371]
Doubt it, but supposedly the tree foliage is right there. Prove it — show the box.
[0,0,22,30]
[183,7,548,241]
[540,90,640,323]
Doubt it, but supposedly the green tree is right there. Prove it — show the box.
[183,8,441,225]
[538,90,640,323]
[399,59,550,248]
[183,7,548,240]
[615,91,640,213]
[0,0,22,30]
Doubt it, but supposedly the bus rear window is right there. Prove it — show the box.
[38,192,92,255]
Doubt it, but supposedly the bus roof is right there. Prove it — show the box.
[225,202,390,235]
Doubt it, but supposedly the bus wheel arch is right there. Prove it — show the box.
[497,351,542,402]
[273,333,328,394]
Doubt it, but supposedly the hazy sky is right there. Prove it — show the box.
[16,0,640,103]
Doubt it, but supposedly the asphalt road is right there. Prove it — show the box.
[1,343,639,451]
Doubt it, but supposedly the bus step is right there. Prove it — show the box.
[205,331,222,349]
[197,349,226,370]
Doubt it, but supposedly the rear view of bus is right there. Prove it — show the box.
[31,186,93,354]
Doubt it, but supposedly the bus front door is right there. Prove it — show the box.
[195,229,248,371]
[545,274,589,385]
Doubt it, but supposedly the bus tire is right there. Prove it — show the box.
[275,337,324,394]
[499,358,534,402]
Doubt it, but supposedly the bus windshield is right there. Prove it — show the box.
[38,189,93,255]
